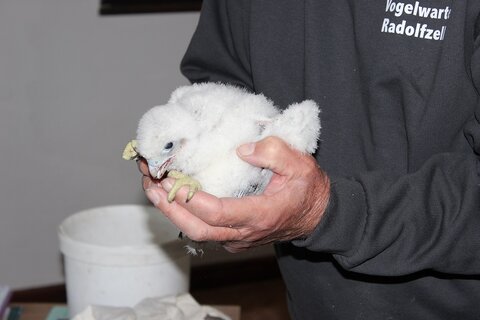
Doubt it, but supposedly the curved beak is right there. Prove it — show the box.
[147,156,174,179]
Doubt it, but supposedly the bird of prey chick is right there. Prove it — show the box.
[123,82,320,203]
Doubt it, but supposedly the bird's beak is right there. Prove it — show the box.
[147,156,174,179]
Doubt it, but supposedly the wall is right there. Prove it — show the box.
[0,0,273,289]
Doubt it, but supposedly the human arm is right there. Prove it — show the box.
[293,151,480,276]
[288,31,480,276]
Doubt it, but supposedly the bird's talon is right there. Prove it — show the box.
[166,170,202,202]
[167,190,176,203]
[167,170,184,179]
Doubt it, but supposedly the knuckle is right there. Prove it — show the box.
[208,211,225,226]
[303,156,321,176]
[262,135,278,145]
[142,176,151,190]
[188,227,209,242]
[257,218,276,233]
[262,136,284,152]
[304,163,318,177]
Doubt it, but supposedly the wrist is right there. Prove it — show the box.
[301,168,331,238]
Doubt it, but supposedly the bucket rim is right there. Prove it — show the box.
[58,204,187,265]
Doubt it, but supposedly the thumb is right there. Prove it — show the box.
[236,136,297,176]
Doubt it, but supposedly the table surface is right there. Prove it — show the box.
[10,303,241,320]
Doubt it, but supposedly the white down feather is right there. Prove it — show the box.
[135,82,321,198]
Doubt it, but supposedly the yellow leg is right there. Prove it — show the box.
[167,170,202,202]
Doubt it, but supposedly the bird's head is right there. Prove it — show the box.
[135,103,200,179]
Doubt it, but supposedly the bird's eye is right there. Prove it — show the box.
[164,142,174,150]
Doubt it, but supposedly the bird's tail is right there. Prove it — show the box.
[261,100,321,154]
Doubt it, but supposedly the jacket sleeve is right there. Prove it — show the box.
[294,40,480,277]
[180,0,253,89]
[294,151,480,276]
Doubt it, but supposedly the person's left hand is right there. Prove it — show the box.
[139,136,330,252]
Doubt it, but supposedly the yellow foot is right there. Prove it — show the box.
[122,140,139,160]
[167,170,202,203]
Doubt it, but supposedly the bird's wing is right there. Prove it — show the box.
[262,100,320,154]
[232,168,274,198]
[232,101,319,198]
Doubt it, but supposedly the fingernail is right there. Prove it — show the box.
[161,179,173,192]
[145,189,160,205]
[237,142,255,156]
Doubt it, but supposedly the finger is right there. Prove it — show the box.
[161,177,265,228]
[142,175,153,190]
[137,158,149,176]
[145,186,241,242]
[145,187,211,240]
[236,136,301,176]
[223,244,249,253]
[142,173,164,191]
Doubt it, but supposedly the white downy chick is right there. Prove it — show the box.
[128,82,321,201]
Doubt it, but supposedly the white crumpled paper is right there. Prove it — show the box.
[72,293,231,320]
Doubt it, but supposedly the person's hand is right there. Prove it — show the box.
[139,136,330,253]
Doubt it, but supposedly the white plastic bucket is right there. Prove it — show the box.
[58,204,190,317]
